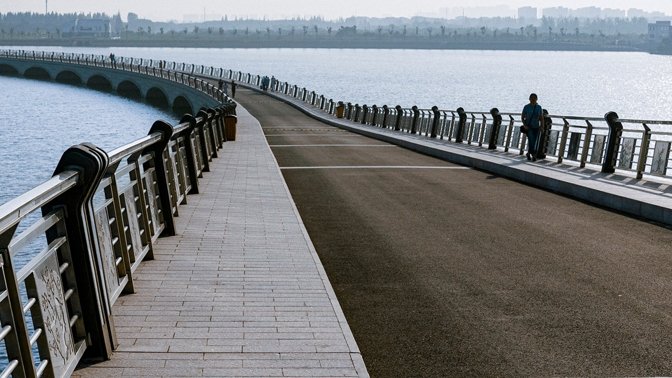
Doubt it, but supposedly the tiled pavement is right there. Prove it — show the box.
[73,106,368,377]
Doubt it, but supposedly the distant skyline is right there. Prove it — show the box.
[0,0,670,21]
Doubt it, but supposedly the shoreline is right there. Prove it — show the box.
[0,38,647,53]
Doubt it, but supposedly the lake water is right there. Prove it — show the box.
[9,46,672,119]
[0,74,176,205]
[2,46,672,205]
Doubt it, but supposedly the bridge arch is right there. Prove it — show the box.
[147,87,169,109]
[55,71,83,86]
[87,74,113,92]
[117,80,142,100]
[173,96,194,116]
[24,66,51,81]
[0,64,19,76]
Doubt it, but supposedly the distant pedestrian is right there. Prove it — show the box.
[231,80,236,98]
[521,93,543,161]
[109,53,116,68]
[270,76,276,91]
[218,79,224,90]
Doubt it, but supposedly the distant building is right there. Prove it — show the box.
[629,8,666,20]
[67,18,111,38]
[542,7,571,18]
[518,7,537,21]
[602,8,626,18]
[649,21,671,44]
[574,7,601,19]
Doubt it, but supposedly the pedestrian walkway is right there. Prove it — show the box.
[251,86,672,228]
[74,105,367,377]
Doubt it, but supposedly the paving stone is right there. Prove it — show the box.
[76,104,367,377]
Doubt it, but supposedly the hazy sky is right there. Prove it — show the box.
[1,0,670,21]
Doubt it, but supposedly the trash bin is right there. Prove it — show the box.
[224,115,237,141]
[335,102,345,119]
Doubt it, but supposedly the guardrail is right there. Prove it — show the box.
[182,61,672,182]
[0,51,237,377]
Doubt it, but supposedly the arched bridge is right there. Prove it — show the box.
[0,51,226,116]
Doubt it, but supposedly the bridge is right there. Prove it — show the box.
[0,50,671,377]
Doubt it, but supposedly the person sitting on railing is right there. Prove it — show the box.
[522,93,543,161]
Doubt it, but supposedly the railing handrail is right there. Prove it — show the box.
[0,171,78,234]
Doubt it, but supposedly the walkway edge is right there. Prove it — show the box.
[237,104,370,377]
[237,85,672,228]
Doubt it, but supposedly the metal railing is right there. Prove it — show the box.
[0,50,237,377]
[220,71,671,181]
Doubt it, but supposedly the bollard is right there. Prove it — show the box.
[411,106,420,134]
[602,111,623,173]
[431,106,441,138]
[225,114,237,141]
[488,108,502,150]
[455,108,467,143]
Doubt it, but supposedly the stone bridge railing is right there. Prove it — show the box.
[0,50,231,116]
[0,51,237,377]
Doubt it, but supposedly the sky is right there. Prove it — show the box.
[0,0,670,21]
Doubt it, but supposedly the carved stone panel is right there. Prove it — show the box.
[143,170,161,237]
[652,141,671,176]
[31,253,75,377]
[94,208,121,299]
[618,138,636,170]
[567,132,581,160]
[471,124,481,143]
[123,190,143,263]
[591,135,606,164]
[548,130,559,156]
[512,128,522,148]
[497,125,506,146]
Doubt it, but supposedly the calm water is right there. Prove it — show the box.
[0,75,175,205]
[3,47,672,205]
[10,46,672,118]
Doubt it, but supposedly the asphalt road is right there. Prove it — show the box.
[236,89,672,377]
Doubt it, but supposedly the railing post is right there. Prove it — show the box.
[395,105,403,131]
[431,106,441,138]
[636,124,652,179]
[455,107,467,143]
[205,108,219,158]
[42,144,115,361]
[371,105,378,126]
[179,114,201,194]
[196,110,212,172]
[538,110,551,159]
[603,111,623,174]
[145,121,177,236]
[489,108,502,149]
[411,106,420,134]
